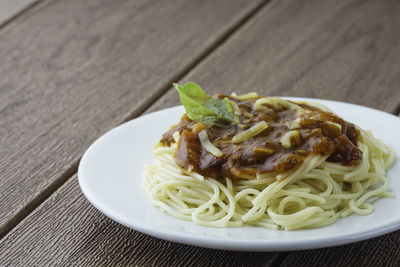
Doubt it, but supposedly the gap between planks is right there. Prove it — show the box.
[394,101,400,116]
[269,252,290,267]
[0,0,271,240]
[0,0,45,31]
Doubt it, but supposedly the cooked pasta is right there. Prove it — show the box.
[142,85,395,230]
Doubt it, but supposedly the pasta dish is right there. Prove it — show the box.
[143,82,395,230]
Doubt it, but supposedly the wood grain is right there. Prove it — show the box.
[0,0,265,236]
[0,0,39,26]
[0,176,277,266]
[2,0,400,266]
[279,233,400,267]
[147,0,400,114]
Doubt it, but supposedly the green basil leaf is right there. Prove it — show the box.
[224,97,234,113]
[175,82,210,103]
[173,82,214,122]
[204,98,239,124]
[173,82,239,126]
[198,116,231,127]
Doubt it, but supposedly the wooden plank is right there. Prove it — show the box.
[0,176,278,266]
[0,0,265,236]
[2,0,400,265]
[147,0,400,114]
[0,0,38,26]
[279,233,400,267]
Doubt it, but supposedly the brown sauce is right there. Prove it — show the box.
[161,95,362,180]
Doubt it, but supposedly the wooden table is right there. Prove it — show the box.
[1,0,400,265]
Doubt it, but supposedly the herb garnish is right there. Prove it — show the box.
[173,82,239,127]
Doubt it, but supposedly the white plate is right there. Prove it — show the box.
[78,98,400,251]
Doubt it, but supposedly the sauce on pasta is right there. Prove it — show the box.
[161,95,361,180]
